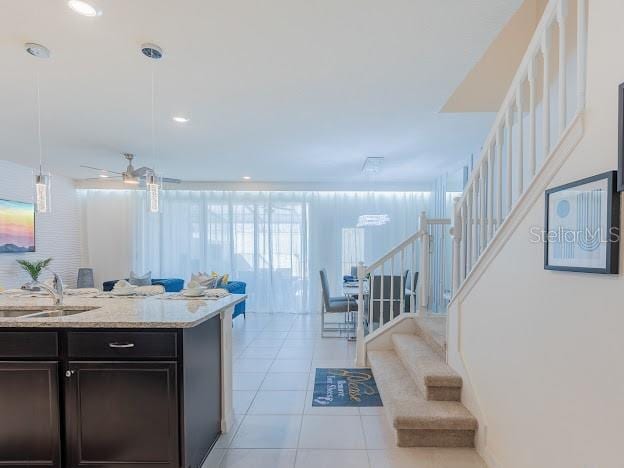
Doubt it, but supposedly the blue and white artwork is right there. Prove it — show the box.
[547,178,609,269]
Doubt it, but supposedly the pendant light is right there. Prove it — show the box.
[142,43,163,213]
[26,43,52,214]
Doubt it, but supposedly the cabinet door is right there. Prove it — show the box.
[0,361,61,468]
[65,361,179,468]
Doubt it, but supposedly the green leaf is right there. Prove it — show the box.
[16,258,53,281]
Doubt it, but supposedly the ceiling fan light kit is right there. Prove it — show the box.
[122,173,140,185]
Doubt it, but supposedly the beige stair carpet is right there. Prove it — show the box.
[368,347,477,448]
[392,333,462,401]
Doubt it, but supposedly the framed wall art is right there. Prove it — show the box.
[544,171,619,274]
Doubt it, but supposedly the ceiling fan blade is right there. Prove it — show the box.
[162,177,181,184]
[80,165,123,175]
[82,176,123,180]
[133,166,152,177]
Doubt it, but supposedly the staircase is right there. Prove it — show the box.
[368,319,476,447]
[355,0,588,451]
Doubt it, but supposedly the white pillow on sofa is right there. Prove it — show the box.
[129,271,151,286]
[191,272,217,288]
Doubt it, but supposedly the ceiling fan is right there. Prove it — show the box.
[81,153,181,185]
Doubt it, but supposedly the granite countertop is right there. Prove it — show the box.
[0,294,246,329]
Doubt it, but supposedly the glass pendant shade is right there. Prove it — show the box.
[146,173,161,213]
[34,171,51,214]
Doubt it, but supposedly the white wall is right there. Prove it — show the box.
[448,2,624,467]
[79,190,134,289]
[0,160,81,289]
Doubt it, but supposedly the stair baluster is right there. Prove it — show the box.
[451,0,587,298]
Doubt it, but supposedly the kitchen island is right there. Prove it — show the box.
[0,293,245,468]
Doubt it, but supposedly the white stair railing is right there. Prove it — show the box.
[355,212,450,365]
[452,0,587,294]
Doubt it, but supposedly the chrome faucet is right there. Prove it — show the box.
[34,270,64,306]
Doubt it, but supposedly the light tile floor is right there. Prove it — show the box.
[204,312,487,468]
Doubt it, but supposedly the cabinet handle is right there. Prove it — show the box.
[65,370,75,378]
[108,342,135,349]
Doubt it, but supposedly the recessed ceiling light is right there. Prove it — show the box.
[67,0,101,17]
[99,174,109,178]
[172,116,190,123]
[242,176,251,180]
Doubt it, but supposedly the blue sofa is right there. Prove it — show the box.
[103,278,184,293]
[225,281,246,319]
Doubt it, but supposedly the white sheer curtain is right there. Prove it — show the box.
[80,189,430,313]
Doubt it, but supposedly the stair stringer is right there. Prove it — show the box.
[447,112,585,468]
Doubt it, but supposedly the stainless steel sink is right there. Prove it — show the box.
[0,305,99,319]
[0,309,36,318]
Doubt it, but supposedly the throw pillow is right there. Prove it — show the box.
[211,271,229,287]
[191,272,216,288]
[129,271,151,286]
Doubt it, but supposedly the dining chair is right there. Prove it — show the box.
[405,271,419,313]
[368,271,409,328]
[320,269,357,337]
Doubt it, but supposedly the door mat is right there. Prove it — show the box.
[312,368,383,407]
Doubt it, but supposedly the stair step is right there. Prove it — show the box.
[392,333,462,401]
[414,315,447,359]
[368,350,477,448]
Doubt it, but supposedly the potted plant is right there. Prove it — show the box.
[16,258,52,290]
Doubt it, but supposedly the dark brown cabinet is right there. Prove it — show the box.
[0,315,222,468]
[64,361,179,468]
[0,361,61,468]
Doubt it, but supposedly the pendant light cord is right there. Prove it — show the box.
[151,60,156,173]
[36,72,43,174]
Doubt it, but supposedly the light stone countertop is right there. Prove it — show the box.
[0,293,246,328]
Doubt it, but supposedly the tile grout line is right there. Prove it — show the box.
[289,317,306,468]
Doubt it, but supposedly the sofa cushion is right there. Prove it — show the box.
[103,278,184,293]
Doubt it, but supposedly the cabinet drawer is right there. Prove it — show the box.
[67,331,178,359]
[0,332,58,358]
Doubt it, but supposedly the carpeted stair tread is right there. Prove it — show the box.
[392,333,462,391]
[414,316,447,359]
[368,350,477,431]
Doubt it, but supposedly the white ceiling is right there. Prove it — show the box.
[0,0,523,186]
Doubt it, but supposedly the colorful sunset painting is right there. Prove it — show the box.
[0,199,35,253]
